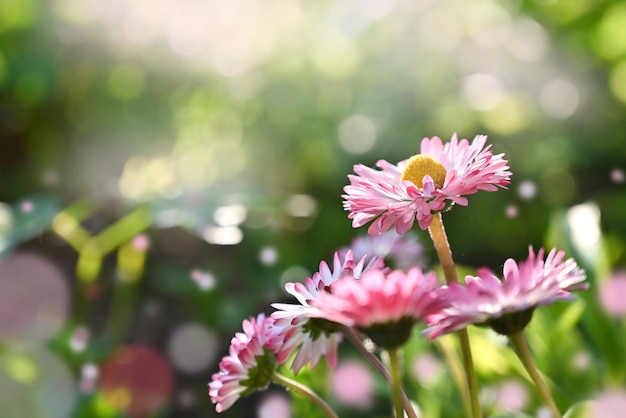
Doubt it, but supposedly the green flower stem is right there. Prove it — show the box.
[388,347,406,418]
[428,213,460,285]
[428,212,481,418]
[342,326,419,418]
[433,338,472,418]
[457,329,480,418]
[272,372,339,418]
[509,332,562,418]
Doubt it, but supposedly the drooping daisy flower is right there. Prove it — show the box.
[343,134,511,233]
[311,267,445,348]
[271,251,385,374]
[209,314,281,413]
[423,247,587,339]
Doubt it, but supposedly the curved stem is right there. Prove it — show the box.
[428,213,481,418]
[342,326,419,418]
[509,332,562,418]
[388,347,406,418]
[272,372,339,418]
[343,326,390,379]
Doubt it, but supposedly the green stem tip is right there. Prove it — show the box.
[272,372,339,418]
[509,332,562,418]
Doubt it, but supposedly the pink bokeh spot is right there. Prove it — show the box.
[20,200,34,213]
[412,353,442,385]
[573,351,592,370]
[132,234,151,251]
[331,360,374,408]
[611,168,625,184]
[591,390,626,418]
[70,326,90,352]
[496,379,528,413]
[0,252,70,343]
[80,363,99,393]
[190,269,216,290]
[599,273,626,316]
[257,393,292,418]
[505,204,518,218]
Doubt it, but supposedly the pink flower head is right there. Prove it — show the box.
[312,267,445,348]
[208,314,280,413]
[424,247,588,339]
[270,251,385,374]
[343,134,511,233]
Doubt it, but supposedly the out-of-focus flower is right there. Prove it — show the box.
[424,247,587,338]
[495,379,529,413]
[591,390,626,418]
[331,360,374,408]
[339,230,425,270]
[411,353,443,386]
[598,271,626,316]
[312,267,444,348]
[257,393,292,418]
[208,314,280,413]
[271,251,384,374]
[343,134,511,233]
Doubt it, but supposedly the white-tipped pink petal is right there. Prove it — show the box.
[343,133,511,234]
[424,247,587,339]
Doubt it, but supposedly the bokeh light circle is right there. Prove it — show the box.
[331,360,373,408]
[611,168,625,184]
[80,363,99,393]
[505,204,519,218]
[0,346,76,418]
[572,351,591,370]
[338,114,377,154]
[259,246,279,265]
[0,368,36,418]
[411,353,443,386]
[517,180,537,200]
[540,78,580,120]
[599,273,626,316]
[100,345,173,418]
[190,269,216,291]
[166,322,219,374]
[590,390,626,418]
[495,379,528,413]
[0,202,13,229]
[257,393,292,418]
[0,252,70,343]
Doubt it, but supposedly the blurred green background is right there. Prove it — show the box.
[1,0,626,417]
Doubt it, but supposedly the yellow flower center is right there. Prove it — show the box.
[400,155,447,189]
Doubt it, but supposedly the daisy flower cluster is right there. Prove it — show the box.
[208,134,588,418]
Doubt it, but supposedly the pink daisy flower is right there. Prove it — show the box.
[343,134,511,233]
[311,267,445,348]
[424,247,588,339]
[271,251,385,374]
[208,314,280,413]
